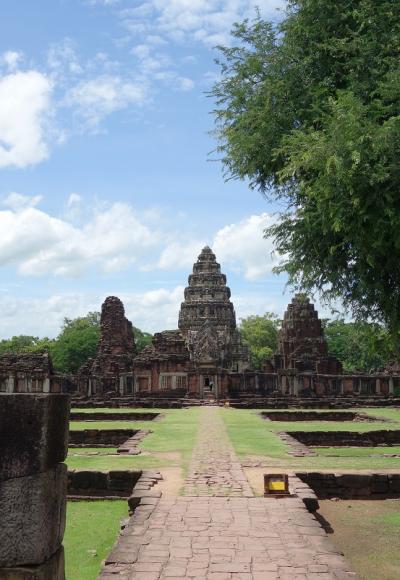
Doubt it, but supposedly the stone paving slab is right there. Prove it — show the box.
[102,495,358,579]
[99,407,359,580]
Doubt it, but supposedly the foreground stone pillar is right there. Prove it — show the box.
[0,394,70,579]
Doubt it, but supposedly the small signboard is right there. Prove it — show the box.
[264,473,289,497]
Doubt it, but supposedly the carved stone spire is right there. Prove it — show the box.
[178,246,236,335]
[178,247,250,371]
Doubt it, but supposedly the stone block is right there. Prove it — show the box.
[0,465,67,567]
[388,474,400,493]
[0,548,65,580]
[109,471,141,492]
[0,394,70,481]
[68,469,108,491]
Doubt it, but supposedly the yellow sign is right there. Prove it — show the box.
[269,480,286,492]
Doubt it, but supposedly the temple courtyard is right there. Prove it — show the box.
[64,405,400,580]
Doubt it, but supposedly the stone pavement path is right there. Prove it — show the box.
[100,407,359,580]
[183,406,253,497]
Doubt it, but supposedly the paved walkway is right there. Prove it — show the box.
[183,406,253,497]
[101,407,358,580]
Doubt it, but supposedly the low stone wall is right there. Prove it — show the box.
[289,429,400,446]
[0,393,69,579]
[69,428,138,446]
[230,397,400,409]
[70,411,160,421]
[262,411,359,421]
[297,471,400,499]
[72,397,183,408]
[99,471,162,577]
[67,470,142,498]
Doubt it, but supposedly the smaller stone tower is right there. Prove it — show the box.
[274,294,342,373]
[79,296,136,395]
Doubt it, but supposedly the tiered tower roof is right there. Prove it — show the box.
[178,246,236,335]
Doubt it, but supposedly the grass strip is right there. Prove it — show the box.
[64,500,127,580]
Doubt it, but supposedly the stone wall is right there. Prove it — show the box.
[70,411,160,421]
[69,428,138,446]
[0,393,69,579]
[289,429,400,446]
[262,411,360,421]
[0,352,53,394]
[296,471,400,499]
[68,470,142,498]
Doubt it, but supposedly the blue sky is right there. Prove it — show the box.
[0,0,327,339]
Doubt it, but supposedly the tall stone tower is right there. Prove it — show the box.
[274,294,342,373]
[79,296,137,394]
[178,246,250,371]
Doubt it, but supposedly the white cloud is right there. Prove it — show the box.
[47,39,83,81]
[213,213,279,280]
[0,70,53,168]
[122,0,285,47]
[155,213,279,280]
[1,50,23,71]
[67,193,82,207]
[2,192,43,211]
[0,197,156,276]
[0,193,279,293]
[64,75,148,128]
[156,240,206,270]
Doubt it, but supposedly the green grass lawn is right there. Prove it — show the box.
[221,407,400,470]
[66,451,166,470]
[360,407,400,422]
[64,500,127,580]
[67,407,201,473]
[319,499,400,580]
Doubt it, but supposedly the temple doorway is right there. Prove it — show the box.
[201,375,217,398]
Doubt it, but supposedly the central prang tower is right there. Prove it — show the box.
[178,246,249,371]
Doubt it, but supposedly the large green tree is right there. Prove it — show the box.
[212,1,400,340]
[324,319,393,373]
[51,312,101,373]
[239,313,280,368]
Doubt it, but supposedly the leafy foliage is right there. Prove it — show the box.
[212,1,400,338]
[51,312,101,373]
[238,312,280,368]
[324,319,393,372]
[133,326,153,351]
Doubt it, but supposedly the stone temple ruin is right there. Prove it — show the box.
[78,296,136,396]
[1,246,400,400]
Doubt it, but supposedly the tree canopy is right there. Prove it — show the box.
[323,319,393,373]
[212,1,400,339]
[51,312,101,373]
[238,313,280,368]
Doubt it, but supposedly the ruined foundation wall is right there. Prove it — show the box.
[0,394,70,579]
